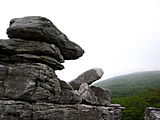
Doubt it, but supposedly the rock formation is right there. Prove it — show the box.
[7,16,84,60]
[0,16,124,120]
[145,107,160,120]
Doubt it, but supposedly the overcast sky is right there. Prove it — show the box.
[1,0,160,82]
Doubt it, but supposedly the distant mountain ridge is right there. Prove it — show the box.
[94,71,160,98]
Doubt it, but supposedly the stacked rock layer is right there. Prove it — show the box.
[0,16,124,120]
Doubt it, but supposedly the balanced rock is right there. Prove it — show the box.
[7,16,84,60]
[69,68,104,90]
[0,16,125,120]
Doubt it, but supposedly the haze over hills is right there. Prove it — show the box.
[94,71,160,98]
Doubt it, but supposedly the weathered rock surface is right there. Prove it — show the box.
[78,83,99,105]
[60,80,74,90]
[0,100,32,120]
[0,39,64,63]
[91,86,111,106]
[0,100,124,120]
[0,63,61,102]
[7,16,84,60]
[0,54,64,70]
[33,103,123,120]
[0,39,64,70]
[0,62,122,120]
[69,67,104,90]
[145,107,160,120]
[58,80,82,104]
[78,83,111,106]
[0,16,124,120]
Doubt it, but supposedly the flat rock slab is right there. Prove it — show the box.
[7,16,84,60]
[0,39,64,63]
[69,68,104,90]
[0,54,64,70]
[0,100,123,120]
[0,63,61,102]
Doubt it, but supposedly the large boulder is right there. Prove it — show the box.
[7,16,84,60]
[69,68,104,90]
[0,63,61,102]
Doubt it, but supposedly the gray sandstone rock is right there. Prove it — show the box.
[78,83,99,105]
[0,54,64,70]
[69,67,104,90]
[33,103,117,120]
[58,90,82,104]
[58,80,82,104]
[145,107,160,120]
[0,39,64,63]
[0,63,61,102]
[78,83,111,106]
[7,16,84,60]
[0,100,124,120]
[0,100,32,120]
[59,80,74,90]
[91,86,111,106]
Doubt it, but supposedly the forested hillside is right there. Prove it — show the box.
[94,71,160,120]
[95,71,160,97]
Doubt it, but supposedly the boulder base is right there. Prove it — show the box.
[0,63,61,102]
[0,100,124,120]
